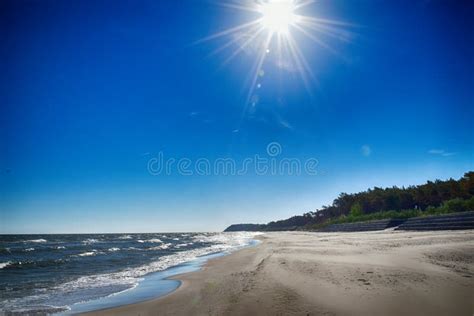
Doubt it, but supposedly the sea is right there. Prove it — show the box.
[0,232,259,314]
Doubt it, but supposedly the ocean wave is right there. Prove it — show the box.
[0,304,69,315]
[147,238,162,243]
[137,240,145,243]
[60,232,259,291]
[82,238,101,244]
[0,247,11,254]
[175,243,191,248]
[148,243,172,250]
[108,247,120,252]
[24,248,35,252]
[76,250,100,257]
[0,261,11,269]
[2,259,67,269]
[118,235,132,240]
[54,246,66,250]
[192,232,259,249]
[171,237,180,241]
[0,232,259,313]
[24,239,47,243]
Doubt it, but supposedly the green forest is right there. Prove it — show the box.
[225,171,474,231]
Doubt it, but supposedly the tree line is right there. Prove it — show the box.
[225,171,474,231]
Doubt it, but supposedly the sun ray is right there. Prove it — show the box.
[299,18,355,43]
[213,1,261,14]
[292,23,340,56]
[294,0,316,10]
[194,19,262,44]
[285,34,315,93]
[302,16,356,27]
[197,0,352,112]
[221,26,266,66]
[245,31,274,106]
[207,23,262,59]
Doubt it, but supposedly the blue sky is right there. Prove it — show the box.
[1,0,473,233]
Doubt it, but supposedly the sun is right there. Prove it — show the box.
[197,0,353,109]
[259,0,298,34]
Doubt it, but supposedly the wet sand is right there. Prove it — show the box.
[85,230,474,316]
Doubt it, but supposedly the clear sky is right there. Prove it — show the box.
[1,0,473,233]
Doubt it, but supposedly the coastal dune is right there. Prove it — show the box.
[87,230,474,316]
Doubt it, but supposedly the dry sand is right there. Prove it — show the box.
[85,230,474,316]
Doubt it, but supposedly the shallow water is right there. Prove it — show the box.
[0,232,258,314]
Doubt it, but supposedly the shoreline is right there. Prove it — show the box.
[68,239,260,314]
[81,238,265,316]
[85,230,473,316]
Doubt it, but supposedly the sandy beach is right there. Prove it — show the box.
[85,230,473,316]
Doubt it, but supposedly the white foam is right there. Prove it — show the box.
[25,239,47,243]
[0,261,11,269]
[108,248,120,252]
[2,232,259,312]
[76,250,100,257]
[63,232,258,290]
[175,243,190,248]
[25,248,35,252]
[82,239,101,245]
[148,243,172,250]
[147,238,162,243]
[192,232,259,250]
[118,235,132,240]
